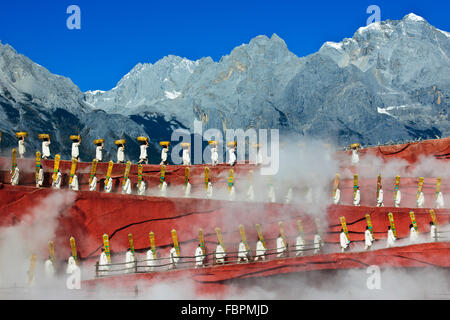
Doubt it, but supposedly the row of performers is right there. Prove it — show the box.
[332,185,445,209]
[44,221,440,279]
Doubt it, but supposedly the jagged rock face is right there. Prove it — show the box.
[0,13,449,160]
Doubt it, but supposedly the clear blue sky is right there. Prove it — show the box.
[0,0,448,92]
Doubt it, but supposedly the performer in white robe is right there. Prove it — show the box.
[66,256,77,274]
[364,226,375,250]
[333,188,341,205]
[435,192,444,209]
[276,235,287,258]
[99,248,110,276]
[206,182,213,199]
[137,181,146,196]
[182,147,190,165]
[386,226,396,248]
[169,246,179,269]
[215,244,226,264]
[42,139,51,159]
[125,248,135,273]
[71,140,80,161]
[44,258,55,278]
[194,244,205,268]
[305,187,313,204]
[351,149,359,166]
[159,181,168,197]
[122,178,132,195]
[138,141,148,164]
[295,234,306,256]
[228,146,236,166]
[228,186,236,201]
[416,191,425,208]
[146,249,156,272]
[18,137,26,158]
[36,165,44,188]
[285,188,293,204]
[268,185,276,203]
[211,146,219,166]
[353,187,361,206]
[10,167,19,186]
[117,145,125,163]
[247,184,255,201]
[160,145,169,165]
[256,149,263,165]
[69,174,79,191]
[340,230,350,252]
[376,187,384,207]
[394,190,401,208]
[409,224,418,243]
[184,182,191,198]
[254,239,266,261]
[89,176,98,191]
[95,142,103,162]
[313,233,322,254]
[52,170,62,189]
[237,241,248,263]
[429,222,437,241]
[104,178,113,193]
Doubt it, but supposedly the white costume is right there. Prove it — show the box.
[394,190,401,208]
[285,188,293,204]
[159,181,168,196]
[104,178,113,193]
[228,186,236,201]
[410,227,418,243]
[247,184,255,201]
[268,185,276,203]
[237,242,248,262]
[146,250,156,272]
[10,167,19,185]
[353,189,360,206]
[364,229,374,250]
[430,224,437,241]
[340,232,350,252]
[52,171,62,189]
[139,144,148,163]
[254,240,266,261]
[66,256,77,274]
[305,187,313,204]
[276,237,287,258]
[228,147,236,166]
[117,146,125,163]
[161,147,168,164]
[42,141,51,159]
[122,178,132,195]
[137,181,146,196]
[387,229,396,248]
[89,176,97,191]
[99,252,110,276]
[125,250,136,273]
[376,188,384,207]
[215,244,226,264]
[44,259,55,278]
[211,146,218,166]
[182,148,190,165]
[333,189,341,205]
[184,182,191,198]
[195,246,205,268]
[70,175,79,191]
[256,150,263,165]
[295,235,306,256]
[36,168,44,187]
[206,182,213,199]
[95,145,103,161]
[351,149,359,166]
[18,139,26,158]
[314,234,322,254]
[71,142,80,159]
[416,192,425,208]
[435,192,444,209]
[169,247,179,268]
